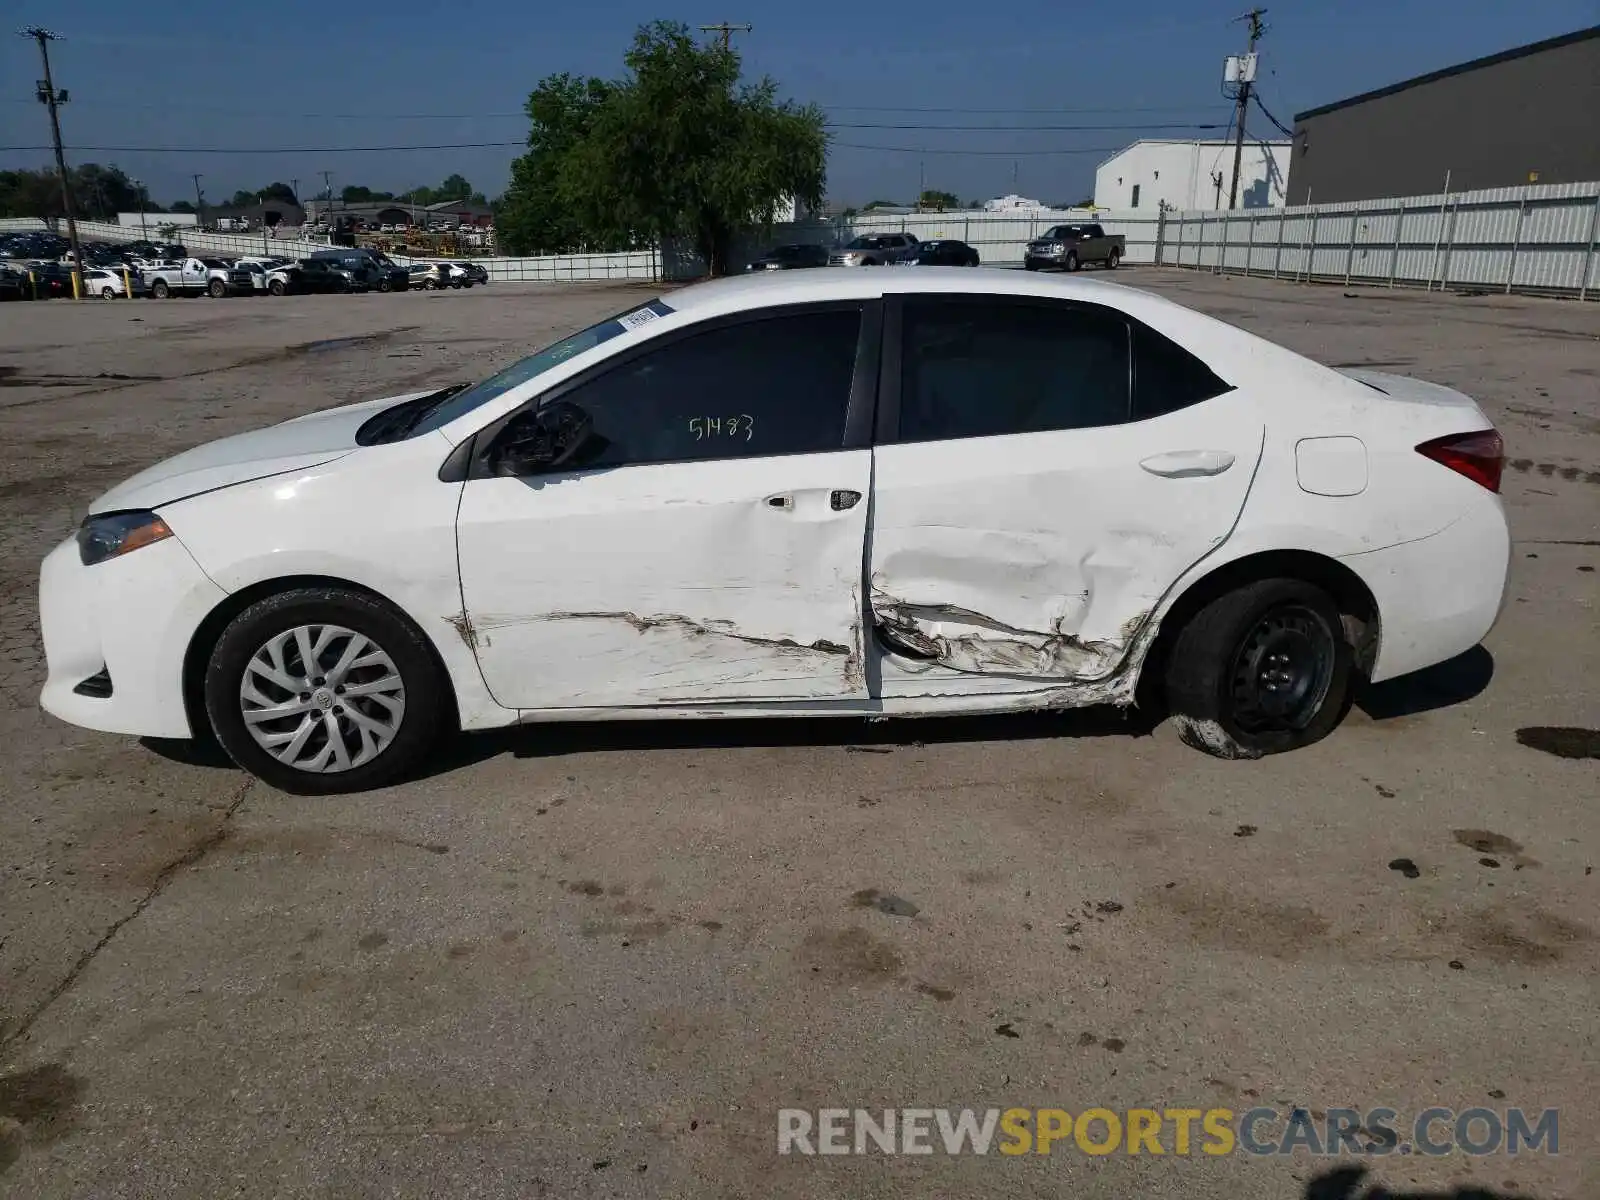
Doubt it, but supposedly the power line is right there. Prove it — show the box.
[1251,91,1295,138]
[829,121,1225,131]
[0,141,529,155]
[832,143,1127,156]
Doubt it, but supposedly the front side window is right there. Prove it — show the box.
[896,299,1130,442]
[539,307,863,471]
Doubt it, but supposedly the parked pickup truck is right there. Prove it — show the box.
[1023,223,1125,272]
[141,257,255,298]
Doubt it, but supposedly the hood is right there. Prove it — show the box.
[90,389,437,514]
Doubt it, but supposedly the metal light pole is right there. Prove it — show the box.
[20,26,85,297]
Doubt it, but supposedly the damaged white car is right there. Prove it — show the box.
[39,270,1510,792]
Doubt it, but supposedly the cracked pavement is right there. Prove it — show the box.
[0,276,1596,1199]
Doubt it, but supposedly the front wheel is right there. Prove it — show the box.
[1065,252,1080,272]
[203,588,450,794]
[100,287,117,299]
[378,277,392,293]
[424,279,438,290]
[268,279,286,296]
[1164,578,1354,760]
[208,279,226,298]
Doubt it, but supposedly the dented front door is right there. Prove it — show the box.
[457,454,871,709]
[868,295,1264,696]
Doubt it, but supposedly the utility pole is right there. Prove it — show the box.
[134,177,147,240]
[20,27,84,297]
[1225,8,1267,210]
[699,22,751,50]
[192,173,205,229]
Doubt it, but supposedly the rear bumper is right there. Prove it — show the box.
[38,533,226,738]
[1338,492,1512,683]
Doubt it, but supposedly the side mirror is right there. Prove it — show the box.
[491,401,594,476]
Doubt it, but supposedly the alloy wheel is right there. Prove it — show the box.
[239,624,405,773]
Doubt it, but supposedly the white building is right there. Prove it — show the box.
[1093,139,1291,212]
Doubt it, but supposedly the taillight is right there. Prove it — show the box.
[1415,429,1504,493]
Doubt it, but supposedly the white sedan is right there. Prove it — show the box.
[38,270,1510,793]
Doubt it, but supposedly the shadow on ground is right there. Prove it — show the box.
[1306,1166,1539,1199]
[1356,645,1495,721]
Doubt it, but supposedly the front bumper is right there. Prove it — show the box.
[39,532,227,738]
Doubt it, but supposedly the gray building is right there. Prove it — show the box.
[1287,26,1600,205]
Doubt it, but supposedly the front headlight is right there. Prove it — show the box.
[77,510,173,566]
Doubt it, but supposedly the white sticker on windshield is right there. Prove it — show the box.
[617,306,663,331]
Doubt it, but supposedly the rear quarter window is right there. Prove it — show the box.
[1131,323,1233,419]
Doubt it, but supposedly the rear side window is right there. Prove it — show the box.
[1131,323,1232,419]
[895,299,1130,442]
[555,308,863,469]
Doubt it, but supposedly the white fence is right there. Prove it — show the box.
[11,182,1599,297]
[1156,181,1600,298]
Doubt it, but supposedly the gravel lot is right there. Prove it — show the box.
[1,274,1596,1199]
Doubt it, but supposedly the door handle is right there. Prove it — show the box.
[1138,450,1236,478]
[830,489,861,511]
[766,494,793,510]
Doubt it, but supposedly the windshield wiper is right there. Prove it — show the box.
[356,383,472,445]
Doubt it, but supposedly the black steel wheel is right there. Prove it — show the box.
[1163,578,1354,759]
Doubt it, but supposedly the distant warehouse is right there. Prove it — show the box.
[1287,25,1600,204]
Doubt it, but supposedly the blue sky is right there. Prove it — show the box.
[2,1,1593,209]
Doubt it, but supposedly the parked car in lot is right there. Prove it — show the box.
[455,261,488,286]
[829,233,919,266]
[271,259,351,295]
[22,261,76,298]
[902,239,980,267]
[83,267,141,298]
[0,264,29,301]
[231,261,272,294]
[143,257,254,298]
[37,270,1512,793]
[308,249,406,292]
[407,262,450,290]
[1025,223,1125,272]
[746,243,830,272]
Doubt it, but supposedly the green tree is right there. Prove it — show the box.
[435,173,473,203]
[496,73,616,255]
[169,199,196,214]
[917,189,960,211]
[862,199,900,211]
[550,22,826,275]
[0,163,152,219]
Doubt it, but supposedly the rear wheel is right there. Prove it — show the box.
[1105,248,1121,270]
[424,279,438,290]
[203,587,449,794]
[1164,578,1353,759]
[151,279,170,299]
[100,287,117,299]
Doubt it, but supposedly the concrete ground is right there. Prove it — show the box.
[0,272,1595,1200]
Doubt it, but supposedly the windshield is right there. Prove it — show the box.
[408,298,676,436]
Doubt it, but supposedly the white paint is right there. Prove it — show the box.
[1295,436,1369,496]
[36,268,1511,748]
[1094,139,1292,211]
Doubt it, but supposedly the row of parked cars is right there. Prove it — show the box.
[746,234,982,272]
[745,224,1128,273]
[0,247,491,301]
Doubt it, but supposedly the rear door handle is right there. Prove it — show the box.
[830,489,861,511]
[1139,450,1236,478]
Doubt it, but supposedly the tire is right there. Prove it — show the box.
[462,280,473,288]
[1164,578,1354,760]
[424,279,438,290]
[100,287,117,299]
[268,279,286,296]
[151,279,170,299]
[1065,252,1080,273]
[203,587,450,794]
[208,279,226,299]
[1105,248,1120,270]
[378,277,392,293]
